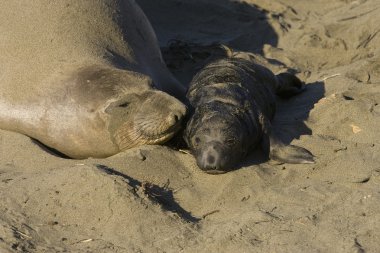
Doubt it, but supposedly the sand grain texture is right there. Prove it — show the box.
[1,0,380,252]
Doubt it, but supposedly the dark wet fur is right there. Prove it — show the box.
[184,57,310,173]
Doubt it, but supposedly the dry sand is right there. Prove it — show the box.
[1,0,380,252]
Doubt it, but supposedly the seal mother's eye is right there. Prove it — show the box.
[194,137,201,145]
[118,102,130,108]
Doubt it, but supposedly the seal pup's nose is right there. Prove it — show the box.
[196,142,228,174]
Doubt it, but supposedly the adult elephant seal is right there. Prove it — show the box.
[184,56,314,174]
[0,1,187,158]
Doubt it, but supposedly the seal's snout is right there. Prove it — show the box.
[196,141,231,174]
[166,108,185,126]
[111,90,187,150]
[153,91,187,126]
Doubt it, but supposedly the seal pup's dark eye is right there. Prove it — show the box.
[226,139,236,147]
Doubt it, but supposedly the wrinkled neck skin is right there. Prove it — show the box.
[185,101,262,173]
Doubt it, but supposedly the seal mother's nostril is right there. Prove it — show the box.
[167,112,183,125]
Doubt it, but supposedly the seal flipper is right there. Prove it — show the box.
[275,72,305,98]
[260,116,315,164]
[267,135,315,164]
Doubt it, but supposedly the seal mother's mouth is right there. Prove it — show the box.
[138,118,183,142]
[114,115,183,150]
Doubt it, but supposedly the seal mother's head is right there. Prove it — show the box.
[29,66,187,159]
[82,67,187,155]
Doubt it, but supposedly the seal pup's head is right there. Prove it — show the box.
[185,102,254,174]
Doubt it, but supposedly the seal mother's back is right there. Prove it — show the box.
[0,0,186,158]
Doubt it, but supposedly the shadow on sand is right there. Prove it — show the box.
[137,0,277,51]
[96,164,201,222]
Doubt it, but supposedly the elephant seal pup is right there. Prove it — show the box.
[184,57,314,174]
[0,1,186,158]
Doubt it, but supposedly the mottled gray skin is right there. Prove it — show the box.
[0,0,186,158]
[185,57,314,173]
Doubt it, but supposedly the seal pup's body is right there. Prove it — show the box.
[185,57,314,173]
[0,0,186,158]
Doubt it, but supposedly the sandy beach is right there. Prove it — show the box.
[1,0,379,252]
